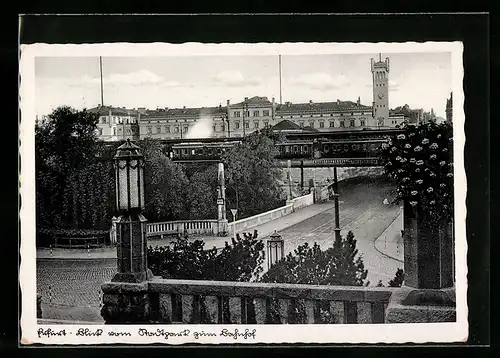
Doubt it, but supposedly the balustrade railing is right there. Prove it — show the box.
[147,220,218,237]
[147,279,395,324]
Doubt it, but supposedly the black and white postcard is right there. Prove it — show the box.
[20,41,467,344]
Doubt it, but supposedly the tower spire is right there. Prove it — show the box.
[379,53,382,62]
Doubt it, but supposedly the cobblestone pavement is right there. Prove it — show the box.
[37,259,116,322]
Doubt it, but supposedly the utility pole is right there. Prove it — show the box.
[100,56,104,106]
[279,55,283,105]
[333,166,342,247]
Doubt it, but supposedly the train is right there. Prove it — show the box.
[168,138,387,162]
[169,141,242,161]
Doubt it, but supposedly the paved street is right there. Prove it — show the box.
[36,176,403,322]
[276,177,404,285]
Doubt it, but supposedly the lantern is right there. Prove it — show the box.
[114,139,145,213]
[267,230,285,269]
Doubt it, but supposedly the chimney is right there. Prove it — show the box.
[357,96,361,106]
[309,100,313,105]
[227,99,231,118]
[244,97,248,101]
[337,99,340,105]
[183,106,186,109]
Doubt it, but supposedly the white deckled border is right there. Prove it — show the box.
[19,41,467,345]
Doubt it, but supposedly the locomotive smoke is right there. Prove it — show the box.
[185,116,214,139]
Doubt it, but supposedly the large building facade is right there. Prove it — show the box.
[93,55,407,141]
[89,105,140,142]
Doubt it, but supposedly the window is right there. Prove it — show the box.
[254,121,259,129]
[127,129,131,135]
[98,128,103,135]
[235,121,240,129]
[263,110,270,117]
[165,126,170,133]
[340,120,345,128]
[360,119,366,126]
[253,110,259,117]
[309,121,315,128]
[350,119,355,127]
[156,126,161,134]
[329,121,335,128]
[174,126,179,133]
[244,111,250,117]
[264,121,269,127]
[221,123,225,132]
[112,127,116,135]
[299,121,305,128]
[183,125,189,133]
[319,122,324,128]
[100,116,106,124]
[147,126,152,134]
[234,111,241,117]
[245,121,250,129]
[213,125,217,132]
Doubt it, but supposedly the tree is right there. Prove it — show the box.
[222,131,284,220]
[35,106,101,231]
[139,138,190,222]
[388,268,405,287]
[185,165,218,220]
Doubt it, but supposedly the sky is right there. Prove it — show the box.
[35,52,452,118]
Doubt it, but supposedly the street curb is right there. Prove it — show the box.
[373,213,404,263]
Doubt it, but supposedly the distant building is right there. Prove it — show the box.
[274,98,373,131]
[446,92,453,124]
[91,54,405,141]
[88,105,140,141]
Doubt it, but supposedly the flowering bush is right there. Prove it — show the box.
[381,121,454,219]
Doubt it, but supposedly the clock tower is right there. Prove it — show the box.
[371,54,390,127]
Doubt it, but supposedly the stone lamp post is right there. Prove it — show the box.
[111,139,153,283]
[101,139,153,324]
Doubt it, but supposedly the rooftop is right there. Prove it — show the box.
[276,100,372,114]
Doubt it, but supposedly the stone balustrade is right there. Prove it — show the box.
[101,278,396,324]
[147,220,219,237]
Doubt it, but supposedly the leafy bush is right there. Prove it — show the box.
[147,230,265,282]
[260,231,368,286]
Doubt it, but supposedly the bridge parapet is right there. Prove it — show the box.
[101,278,396,324]
[147,220,220,238]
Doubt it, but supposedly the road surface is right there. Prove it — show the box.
[277,177,404,285]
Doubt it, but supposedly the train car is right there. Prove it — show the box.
[170,141,241,161]
[316,139,387,159]
[275,141,315,159]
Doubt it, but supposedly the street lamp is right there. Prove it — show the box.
[267,230,285,269]
[112,139,153,283]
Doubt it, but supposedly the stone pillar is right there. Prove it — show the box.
[217,162,228,236]
[101,281,153,324]
[112,213,154,283]
[385,200,456,323]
